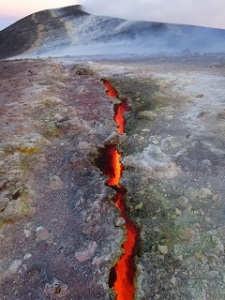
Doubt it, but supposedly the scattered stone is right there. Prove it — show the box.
[44,279,68,298]
[175,208,182,216]
[198,188,212,199]
[197,111,207,118]
[75,241,98,262]
[49,176,64,190]
[215,239,224,252]
[35,226,52,241]
[223,274,225,283]
[24,223,33,238]
[85,215,92,222]
[217,110,225,119]
[82,224,101,235]
[53,113,64,122]
[178,196,189,208]
[135,202,143,210]
[170,277,176,286]
[78,142,90,150]
[199,209,205,216]
[196,94,204,98]
[195,252,208,264]
[1,197,28,220]
[165,115,173,120]
[7,260,22,275]
[11,189,21,200]
[75,85,89,93]
[186,204,192,212]
[92,254,110,266]
[23,253,32,260]
[212,194,219,201]
[123,145,180,179]
[201,159,212,168]
[41,96,62,106]
[209,270,219,278]
[152,140,159,145]
[177,255,183,261]
[158,245,168,255]
[103,132,121,146]
[185,188,198,200]
[141,128,151,132]
[137,111,157,120]
[114,217,126,227]
[0,180,8,192]
[169,139,182,148]
[0,197,8,212]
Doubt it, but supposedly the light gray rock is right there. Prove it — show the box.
[137,111,157,120]
[35,226,52,241]
[7,260,22,275]
[75,241,98,262]
[0,197,8,212]
[44,279,68,298]
[198,188,212,199]
[158,245,168,255]
[49,175,64,190]
[123,144,180,179]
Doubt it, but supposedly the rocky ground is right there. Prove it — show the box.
[92,55,225,300]
[1,55,225,299]
[0,59,123,300]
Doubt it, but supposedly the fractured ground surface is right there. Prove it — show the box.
[1,55,225,299]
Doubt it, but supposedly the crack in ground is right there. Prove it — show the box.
[95,79,139,300]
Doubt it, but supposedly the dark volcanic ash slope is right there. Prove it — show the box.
[1,5,225,59]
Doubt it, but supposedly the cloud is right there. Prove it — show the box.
[81,0,225,29]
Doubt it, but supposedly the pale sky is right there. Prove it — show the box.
[1,0,225,30]
[0,0,79,16]
[0,0,80,29]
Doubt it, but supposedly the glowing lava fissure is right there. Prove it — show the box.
[99,79,139,300]
[102,79,131,134]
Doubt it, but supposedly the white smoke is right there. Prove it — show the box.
[81,0,225,29]
[14,11,225,61]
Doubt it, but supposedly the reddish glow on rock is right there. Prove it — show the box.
[99,79,138,300]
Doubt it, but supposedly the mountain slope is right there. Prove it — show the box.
[0,5,225,59]
[0,5,88,59]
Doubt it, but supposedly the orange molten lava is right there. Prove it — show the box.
[102,79,131,134]
[114,100,131,134]
[100,79,138,300]
[102,79,118,98]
